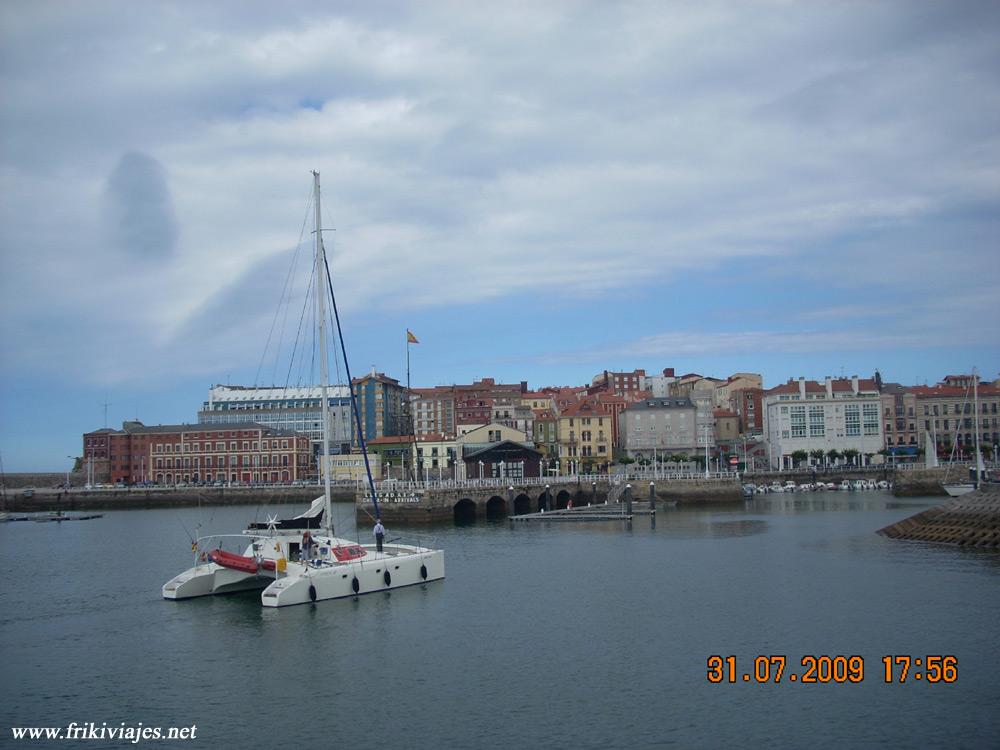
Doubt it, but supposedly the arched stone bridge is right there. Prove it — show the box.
[355,476,700,524]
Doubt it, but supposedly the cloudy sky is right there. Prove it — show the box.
[1,1,998,471]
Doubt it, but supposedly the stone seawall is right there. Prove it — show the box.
[3,486,351,512]
[2,472,67,489]
[891,468,951,496]
[654,479,743,504]
[357,477,744,524]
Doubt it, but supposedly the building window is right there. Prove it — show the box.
[808,406,825,437]
[845,405,861,437]
[863,403,879,436]
[790,406,806,438]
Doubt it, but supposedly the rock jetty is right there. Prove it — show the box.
[876,483,1000,548]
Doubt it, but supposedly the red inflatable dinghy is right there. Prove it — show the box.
[209,549,275,573]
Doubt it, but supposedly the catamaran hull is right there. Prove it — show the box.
[162,563,273,599]
[261,549,444,607]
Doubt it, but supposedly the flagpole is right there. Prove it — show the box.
[406,330,413,480]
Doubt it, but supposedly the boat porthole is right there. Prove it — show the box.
[383,571,392,586]
[308,584,317,602]
[420,564,427,580]
[351,577,360,594]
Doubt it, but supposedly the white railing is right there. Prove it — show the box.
[360,470,741,494]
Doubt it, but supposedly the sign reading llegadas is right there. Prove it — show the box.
[364,490,423,504]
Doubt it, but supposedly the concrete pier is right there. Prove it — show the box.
[877,483,1000,548]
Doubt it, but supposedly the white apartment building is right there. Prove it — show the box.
[763,376,883,469]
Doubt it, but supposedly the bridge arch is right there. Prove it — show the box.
[485,495,508,520]
[514,493,532,515]
[537,490,550,511]
[556,489,571,509]
[454,498,477,525]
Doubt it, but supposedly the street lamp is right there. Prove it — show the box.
[703,425,710,479]
[65,455,74,489]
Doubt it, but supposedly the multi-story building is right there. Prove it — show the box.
[642,368,677,398]
[521,391,556,412]
[491,400,533,439]
[556,399,613,474]
[366,435,416,479]
[413,433,458,480]
[714,373,763,408]
[410,386,457,438]
[670,373,725,398]
[594,391,632,451]
[453,377,528,434]
[590,369,647,396]
[729,386,763,435]
[83,421,313,486]
[911,381,1000,460]
[763,376,883,469]
[352,369,408,444]
[456,395,492,434]
[199,384,352,456]
[532,409,559,459]
[621,397,699,459]
[714,408,740,442]
[880,383,919,457]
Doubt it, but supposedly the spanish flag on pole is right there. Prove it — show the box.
[407,329,419,344]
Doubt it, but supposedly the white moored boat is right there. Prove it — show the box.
[163,171,444,607]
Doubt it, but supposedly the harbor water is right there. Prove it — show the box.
[1,492,998,748]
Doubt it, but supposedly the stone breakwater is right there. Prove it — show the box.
[891,467,952,496]
[877,483,1000,548]
[3,486,353,512]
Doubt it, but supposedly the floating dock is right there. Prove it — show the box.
[876,483,999,548]
[510,501,656,522]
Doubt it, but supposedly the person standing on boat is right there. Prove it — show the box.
[301,530,316,564]
[373,519,385,553]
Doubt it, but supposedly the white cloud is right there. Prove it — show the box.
[1,1,998,386]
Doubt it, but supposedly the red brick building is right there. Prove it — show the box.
[83,421,313,486]
[729,386,764,435]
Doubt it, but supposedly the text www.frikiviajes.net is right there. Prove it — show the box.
[10,723,197,743]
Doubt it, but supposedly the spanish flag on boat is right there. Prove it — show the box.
[407,329,419,344]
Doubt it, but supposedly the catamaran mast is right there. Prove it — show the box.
[314,171,334,535]
[312,172,383,524]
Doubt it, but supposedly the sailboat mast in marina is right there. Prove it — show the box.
[313,171,334,537]
[942,368,986,497]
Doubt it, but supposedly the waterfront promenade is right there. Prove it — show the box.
[1,464,959,518]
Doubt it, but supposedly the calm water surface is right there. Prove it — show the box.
[2,492,998,749]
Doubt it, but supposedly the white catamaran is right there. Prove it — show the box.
[162,172,444,606]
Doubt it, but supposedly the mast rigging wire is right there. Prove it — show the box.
[322,248,382,523]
